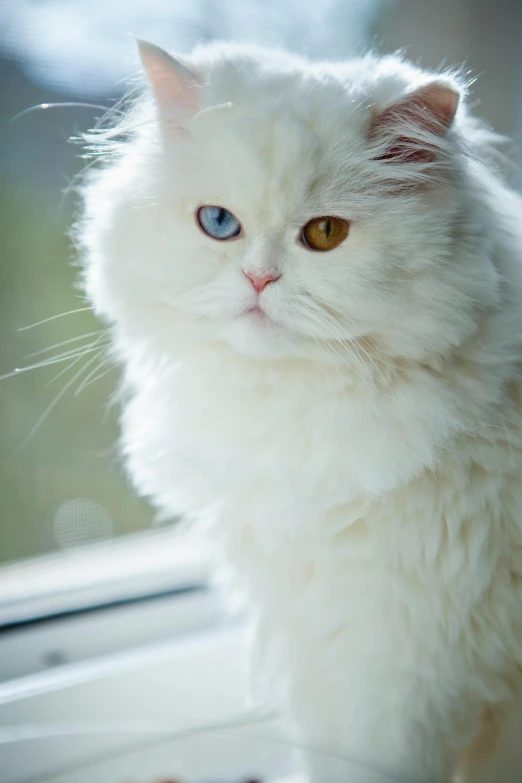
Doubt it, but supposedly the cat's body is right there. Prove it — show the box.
[79,42,522,781]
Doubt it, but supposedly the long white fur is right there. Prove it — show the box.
[77,42,522,782]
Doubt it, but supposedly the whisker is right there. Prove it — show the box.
[45,334,109,387]
[75,355,114,396]
[59,157,101,215]
[8,350,105,460]
[0,707,275,745]
[351,335,395,399]
[26,330,105,359]
[10,102,115,124]
[17,307,93,331]
[45,348,100,388]
[298,301,375,390]
[311,335,347,385]
[310,293,396,396]
[305,301,374,384]
[0,345,106,381]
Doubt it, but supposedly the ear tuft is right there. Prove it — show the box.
[370,82,460,164]
[137,39,200,116]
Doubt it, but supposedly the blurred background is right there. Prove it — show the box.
[1,0,521,567]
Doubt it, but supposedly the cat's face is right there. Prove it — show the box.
[144,94,382,360]
[83,43,492,364]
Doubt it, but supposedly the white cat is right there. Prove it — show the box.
[78,40,522,782]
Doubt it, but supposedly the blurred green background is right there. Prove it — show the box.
[0,60,156,563]
[1,0,521,565]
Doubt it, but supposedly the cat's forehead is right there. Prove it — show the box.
[193,45,421,128]
[191,77,370,222]
[170,48,429,222]
[192,110,323,224]
[200,58,367,142]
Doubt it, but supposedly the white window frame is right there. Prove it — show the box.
[0,534,300,783]
[0,527,209,626]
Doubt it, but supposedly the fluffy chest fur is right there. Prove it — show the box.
[122,339,522,774]
[122,337,522,631]
[122,343,463,531]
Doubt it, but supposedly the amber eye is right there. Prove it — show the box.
[301,216,349,252]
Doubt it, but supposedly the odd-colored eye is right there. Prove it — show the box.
[197,205,241,240]
[301,216,349,251]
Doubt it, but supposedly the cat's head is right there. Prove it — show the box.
[80,42,497,366]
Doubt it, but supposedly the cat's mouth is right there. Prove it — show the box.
[241,304,275,325]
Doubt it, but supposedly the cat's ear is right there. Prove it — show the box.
[370,82,460,163]
[137,39,200,117]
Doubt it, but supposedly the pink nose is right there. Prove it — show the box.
[243,270,281,293]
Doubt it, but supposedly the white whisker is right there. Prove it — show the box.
[309,292,396,396]
[9,350,106,460]
[75,355,114,396]
[0,344,106,381]
[17,307,93,331]
[297,299,375,390]
[26,330,105,359]
[45,335,109,387]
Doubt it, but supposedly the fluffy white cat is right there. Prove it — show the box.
[78,40,522,782]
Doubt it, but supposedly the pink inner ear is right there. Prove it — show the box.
[371,83,460,163]
[138,40,200,116]
[372,136,437,165]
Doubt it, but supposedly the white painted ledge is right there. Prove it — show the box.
[0,528,209,625]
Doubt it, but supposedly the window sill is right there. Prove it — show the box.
[0,623,296,783]
[0,527,209,626]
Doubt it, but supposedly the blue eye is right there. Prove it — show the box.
[197,205,241,240]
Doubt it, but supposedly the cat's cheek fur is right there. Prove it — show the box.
[79,43,522,783]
